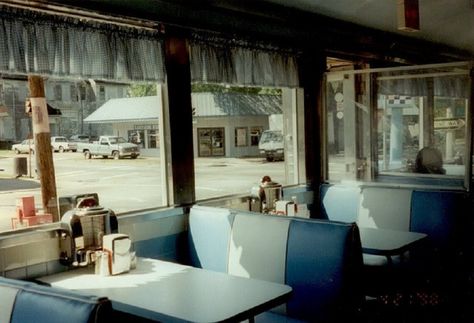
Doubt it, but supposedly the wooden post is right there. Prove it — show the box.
[28,75,59,221]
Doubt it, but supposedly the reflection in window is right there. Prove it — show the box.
[325,62,470,187]
[377,70,468,179]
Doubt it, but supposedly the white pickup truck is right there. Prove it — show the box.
[80,136,140,159]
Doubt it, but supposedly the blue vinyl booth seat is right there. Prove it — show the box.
[408,190,469,292]
[318,183,470,297]
[0,276,113,323]
[188,205,363,322]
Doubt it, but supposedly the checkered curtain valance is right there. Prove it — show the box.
[189,33,299,88]
[0,6,165,82]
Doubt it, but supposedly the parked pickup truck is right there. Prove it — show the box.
[81,136,140,159]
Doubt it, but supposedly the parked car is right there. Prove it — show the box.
[51,136,77,153]
[11,139,35,154]
[69,134,91,143]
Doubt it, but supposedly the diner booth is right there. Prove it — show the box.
[0,1,473,322]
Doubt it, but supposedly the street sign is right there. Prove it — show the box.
[434,118,465,130]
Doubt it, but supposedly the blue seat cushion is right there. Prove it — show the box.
[410,190,466,251]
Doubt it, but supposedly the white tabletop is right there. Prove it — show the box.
[359,227,427,256]
[38,258,292,322]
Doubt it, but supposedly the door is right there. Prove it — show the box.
[198,127,225,157]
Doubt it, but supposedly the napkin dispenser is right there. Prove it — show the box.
[102,233,131,275]
[59,199,118,267]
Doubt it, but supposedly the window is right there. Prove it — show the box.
[147,130,158,148]
[98,86,106,101]
[0,10,167,233]
[54,84,62,101]
[197,127,225,157]
[235,127,247,147]
[70,84,78,101]
[0,81,164,232]
[192,85,302,200]
[250,127,262,146]
[128,129,145,148]
[325,62,471,188]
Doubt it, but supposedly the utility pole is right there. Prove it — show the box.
[28,75,59,221]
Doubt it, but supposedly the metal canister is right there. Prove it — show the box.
[262,183,282,211]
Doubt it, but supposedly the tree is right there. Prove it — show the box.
[128,84,157,97]
[191,83,281,95]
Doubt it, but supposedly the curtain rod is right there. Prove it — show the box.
[0,0,159,31]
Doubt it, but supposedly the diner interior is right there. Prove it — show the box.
[0,0,474,322]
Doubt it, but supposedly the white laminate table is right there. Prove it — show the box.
[37,257,292,322]
[359,227,427,257]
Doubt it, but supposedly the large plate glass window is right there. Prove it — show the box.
[0,80,165,233]
[325,62,471,189]
[189,35,303,201]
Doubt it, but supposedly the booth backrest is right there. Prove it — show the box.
[320,183,414,230]
[320,183,466,233]
[188,205,363,321]
[357,186,413,230]
[188,206,235,272]
[319,184,360,223]
[320,183,468,269]
[410,190,467,253]
[0,276,112,323]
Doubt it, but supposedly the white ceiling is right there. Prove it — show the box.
[265,0,474,55]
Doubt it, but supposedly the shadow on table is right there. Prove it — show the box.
[0,178,40,191]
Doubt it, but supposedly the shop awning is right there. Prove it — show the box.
[25,101,62,116]
[47,104,62,116]
[84,96,160,124]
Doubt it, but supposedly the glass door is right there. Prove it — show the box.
[198,127,225,157]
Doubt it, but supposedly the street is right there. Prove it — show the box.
[0,151,285,231]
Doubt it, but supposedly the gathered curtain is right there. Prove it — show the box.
[189,33,299,88]
[376,67,470,99]
[0,6,165,82]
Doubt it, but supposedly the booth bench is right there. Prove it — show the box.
[319,183,469,297]
[188,205,364,322]
[318,183,468,255]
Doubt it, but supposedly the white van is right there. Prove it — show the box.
[258,130,284,161]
